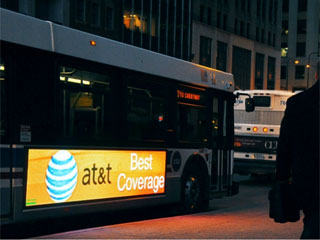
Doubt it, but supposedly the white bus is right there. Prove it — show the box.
[1,9,238,225]
[233,90,296,175]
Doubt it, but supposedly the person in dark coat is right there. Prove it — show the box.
[275,80,319,239]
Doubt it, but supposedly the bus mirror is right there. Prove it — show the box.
[245,98,255,112]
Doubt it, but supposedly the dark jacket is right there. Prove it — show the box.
[276,81,319,211]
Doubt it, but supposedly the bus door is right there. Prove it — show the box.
[210,95,233,194]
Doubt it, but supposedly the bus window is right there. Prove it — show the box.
[127,78,166,141]
[178,104,207,143]
[60,66,110,139]
[0,58,5,139]
[253,96,271,107]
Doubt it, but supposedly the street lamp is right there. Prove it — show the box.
[306,52,319,88]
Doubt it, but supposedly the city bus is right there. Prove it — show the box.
[233,90,296,176]
[0,9,238,225]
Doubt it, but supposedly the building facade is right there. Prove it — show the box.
[281,0,320,90]
[192,0,283,90]
[0,0,192,61]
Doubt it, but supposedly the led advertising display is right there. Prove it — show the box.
[25,149,166,207]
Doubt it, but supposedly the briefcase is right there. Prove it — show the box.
[269,181,300,223]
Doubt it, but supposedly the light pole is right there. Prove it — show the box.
[306,52,319,88]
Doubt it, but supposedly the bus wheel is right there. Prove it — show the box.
[182,166,204,213]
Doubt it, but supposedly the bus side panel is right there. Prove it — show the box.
[0,145,12,218]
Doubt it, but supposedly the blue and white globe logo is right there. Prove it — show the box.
[46,150,78,203]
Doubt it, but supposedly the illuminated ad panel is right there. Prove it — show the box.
[25,149,166,207]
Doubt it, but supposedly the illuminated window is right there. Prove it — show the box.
[281,42,288,57]
[123,12,147,33]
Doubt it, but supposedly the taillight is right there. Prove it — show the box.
[263,127,268,133]
[253,127,258,132]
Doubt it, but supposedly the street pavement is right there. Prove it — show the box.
[37,175,303,239]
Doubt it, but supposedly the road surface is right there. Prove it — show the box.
[36,176,303,239]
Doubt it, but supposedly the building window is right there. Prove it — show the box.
[255,53,264,89]
[295,66,305,79]
[297,20,307,34]
[281,65,287,79]
[282,0,289,12]
[76,0,86,22]
[200,36,212,67]
[274,0,278,24]
[298,0,307,12]
[268,31,271,45]
[216,41,227,72]
[267,57,276,89]
[223,14,228,30]
[241,0,245,11]
[232,46,252,90]
[282,20,288,35]
[256,27,260,41]
[91,2,100,26]
[257,0,261,17]
[240,21,244,36]
[208,8,212,25]
[105,7,113,30]
[262,0,266,20]
[281,42,288,57]
[217,12,221,28]
[200,5,205,22]
[247,23,250,38]
[261,29,265,43]
[296,42,306,57]
[269,0,273,23]
[234,18,238,34]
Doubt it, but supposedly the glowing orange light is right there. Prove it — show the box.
[253,127,258,132]
[263,127,268,133]
[234,141,242,147]
[306,64,311,68]
[90,40,96,46]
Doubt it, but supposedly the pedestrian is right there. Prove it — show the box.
[275,80,319,239]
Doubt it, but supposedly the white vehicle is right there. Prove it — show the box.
[233,90,297,175]
[1,8,237,225]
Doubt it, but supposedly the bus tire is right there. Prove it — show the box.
[181,165,207,213]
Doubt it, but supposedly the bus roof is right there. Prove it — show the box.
[234,89,296,97]
[0,8,234,92]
